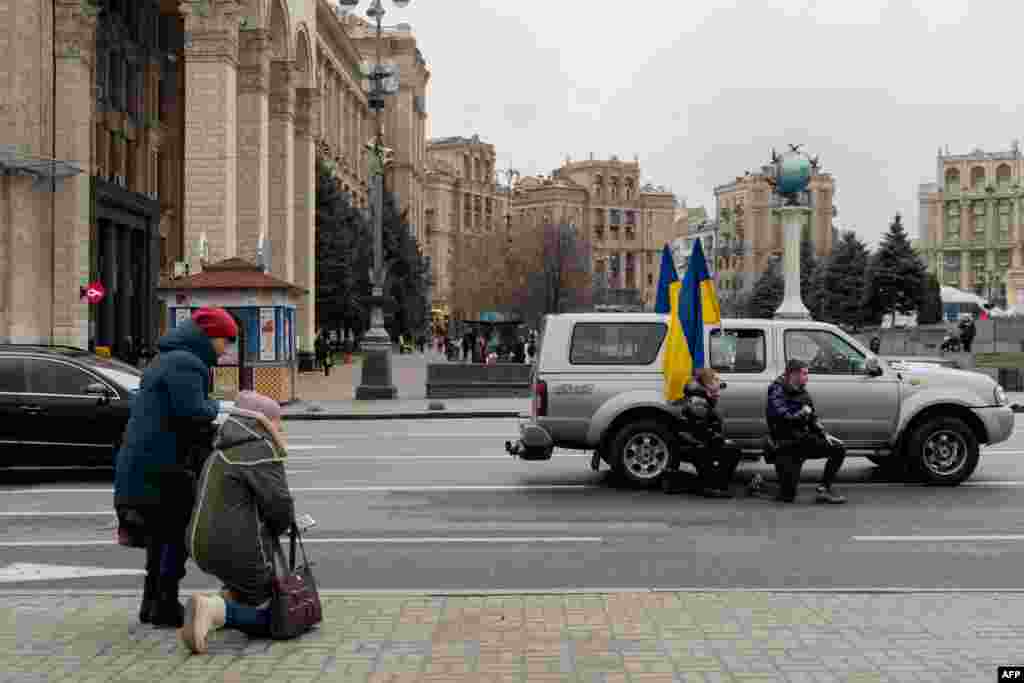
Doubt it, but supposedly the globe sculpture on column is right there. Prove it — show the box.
[766,145,819,320]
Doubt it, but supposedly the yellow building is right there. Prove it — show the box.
[918,145,1024,308]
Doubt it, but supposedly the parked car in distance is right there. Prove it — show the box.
[506,314,1015,488]
[0,345,141,467]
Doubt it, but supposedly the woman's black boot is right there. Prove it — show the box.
[149,577,185,628]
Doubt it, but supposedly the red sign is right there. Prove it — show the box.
[82,281,106,305]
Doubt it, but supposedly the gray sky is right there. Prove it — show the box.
[403,0,1018,248]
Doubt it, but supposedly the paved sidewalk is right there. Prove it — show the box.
[0,590,1014,682]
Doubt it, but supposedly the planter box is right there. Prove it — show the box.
[426,363,533,399]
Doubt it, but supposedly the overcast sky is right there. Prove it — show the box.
[401,0,1019,248]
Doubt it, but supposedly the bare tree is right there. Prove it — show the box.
[508,222,591,327]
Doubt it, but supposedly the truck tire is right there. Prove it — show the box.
[608,420,676,488]
[905,416,979,486]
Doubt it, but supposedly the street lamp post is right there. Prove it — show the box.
[499,167,520,312]
[979,271,1004,352]
[340,0,409,400]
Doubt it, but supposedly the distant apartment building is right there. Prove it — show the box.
[713,165,837,308]
[918,144,1024,308]
[509,156,683,311]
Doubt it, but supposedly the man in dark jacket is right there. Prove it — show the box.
[761,359,847,504]
[959,316,976,352]
[662,368,743,498]
[181,391,294,654]
[114,307,238,627]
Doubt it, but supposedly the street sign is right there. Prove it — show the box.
[81,281,105,304]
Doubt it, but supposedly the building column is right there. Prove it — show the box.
[53,0,99,347]
[268,60,294,281]
[293,87,319,353]
[181,0,240,266]
[236,28,270,266]
[620,251,627,288]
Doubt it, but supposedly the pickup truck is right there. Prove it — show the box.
[505,313,1015,487]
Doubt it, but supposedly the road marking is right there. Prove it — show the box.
[286,433,515,440]
[0,563,146,583]
[0,536,603,548]
[8,587,1024,596]
[1,485,601,494]
[0,512,114,518]
[852,535,1024,542]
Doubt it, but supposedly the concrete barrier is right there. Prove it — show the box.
[426,363,533,398]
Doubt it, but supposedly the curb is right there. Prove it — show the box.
[282,410,524,421]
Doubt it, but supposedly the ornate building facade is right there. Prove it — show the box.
[422,135,508,322]
[0,0,430,354]
[509,156,681,312]
[918,145,1024,308]
[714,166,836,308]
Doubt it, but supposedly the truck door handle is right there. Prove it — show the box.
[18,405,43,414]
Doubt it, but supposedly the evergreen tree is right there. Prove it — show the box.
[819,231,870,329]
[748,258,784,318]
[863,214,927,327]
[382,191,432,339]
[800,228,818,318]
[315,163,372,339]
[917,272,944,325]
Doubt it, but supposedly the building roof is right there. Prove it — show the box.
[158,258,306,294]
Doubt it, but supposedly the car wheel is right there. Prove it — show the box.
[609,420,676,488]
[905,416,979,486]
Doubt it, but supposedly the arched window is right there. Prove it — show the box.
[997,164,1012,191]
[970,166,985,192]
[945,168,960,195]
[593,174,603,200]
[625,178,634,201]
[610,177,619,201]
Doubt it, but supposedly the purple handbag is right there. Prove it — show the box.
[269,523,322,640]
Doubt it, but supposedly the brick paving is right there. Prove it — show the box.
[0,591,1016,681]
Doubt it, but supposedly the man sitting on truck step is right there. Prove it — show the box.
[756,359,847,504]
[662,368,743,499]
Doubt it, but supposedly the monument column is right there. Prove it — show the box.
[53,0,98,347]
[180,0,241,264]
[293,87,319,352]
[774,207,812,320]
[236,28,270,266]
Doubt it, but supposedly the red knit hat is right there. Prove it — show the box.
[192,307,238,340]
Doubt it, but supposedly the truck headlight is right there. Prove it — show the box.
[995,385,1008,406]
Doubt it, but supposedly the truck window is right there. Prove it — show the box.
[569,323,667,365]
[709,329,766,373]
[784,329,866,375]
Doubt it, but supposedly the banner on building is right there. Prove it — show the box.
[260,308,276,361]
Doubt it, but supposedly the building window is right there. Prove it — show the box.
[945,203,960,241]
[609,209,621,226]
[971,167,985,192]
[999,250,1011,269]
[625,210,636,226]
[972,251,987,278]
[997,164,1012,191]
[646,252,653,265]
[973,203,986,239]
[945,169,960,195]
[647,273,653,286]
[999,201,1011,240]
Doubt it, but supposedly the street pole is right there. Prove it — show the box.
[351,0,409,400]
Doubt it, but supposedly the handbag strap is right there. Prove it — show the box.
[289,522,313,570]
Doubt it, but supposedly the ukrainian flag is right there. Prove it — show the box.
[663,238,721,401]
[653,244,679,314]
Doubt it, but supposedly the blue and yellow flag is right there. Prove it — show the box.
[663,239,721,401]
[653,244,679,315]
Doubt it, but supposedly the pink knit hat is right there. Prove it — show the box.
[235,391,281,421]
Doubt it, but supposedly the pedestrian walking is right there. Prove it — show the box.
[959,316,976,353]
[180,391,297,654]
[114,307,238,628]
[662,368,742,498]
[752,359,847,504]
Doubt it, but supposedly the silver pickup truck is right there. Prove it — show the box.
[505,313,1015,487]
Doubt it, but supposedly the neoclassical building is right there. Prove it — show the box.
[423,134,509,322]
[0,0,429,354]
[918,145,1024,308]
[509,156,681,311]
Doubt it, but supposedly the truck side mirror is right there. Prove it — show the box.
[864,357,883,377]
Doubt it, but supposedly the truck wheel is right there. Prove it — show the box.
[905,416,979,486]
[609,420,676,488]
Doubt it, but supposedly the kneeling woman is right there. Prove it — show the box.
[180,391,295,654]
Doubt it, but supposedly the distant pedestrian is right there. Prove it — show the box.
[181,391,296,654]
[314,332,326,371]
[959,316,976,353]
[114,307,238,628]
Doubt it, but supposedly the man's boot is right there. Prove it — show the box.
[139,571,158,624]
[150,576,185,628]
[815,485,847,504]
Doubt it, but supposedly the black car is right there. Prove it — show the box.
[0,345,141,467]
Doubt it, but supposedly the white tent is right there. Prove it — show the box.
[940,286,987,305]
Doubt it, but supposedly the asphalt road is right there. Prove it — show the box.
[3,416,1024,592]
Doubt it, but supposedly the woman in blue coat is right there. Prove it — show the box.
[114,307,238,627]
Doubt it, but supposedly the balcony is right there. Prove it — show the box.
[625,228,635,241]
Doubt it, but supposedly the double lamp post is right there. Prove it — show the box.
[338,0,409,399]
